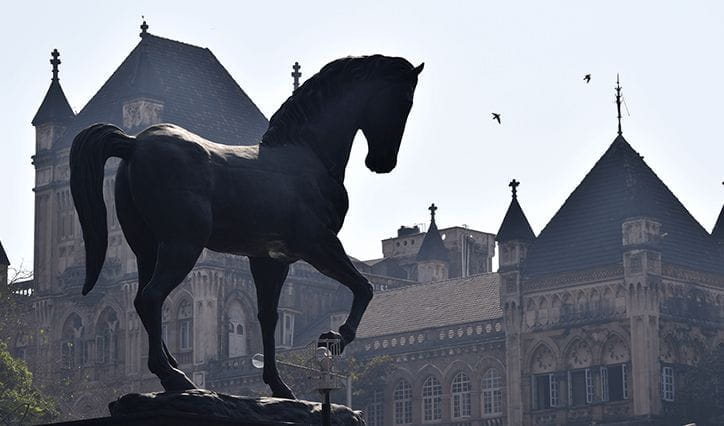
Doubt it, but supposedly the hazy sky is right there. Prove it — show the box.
[1,1,723,269]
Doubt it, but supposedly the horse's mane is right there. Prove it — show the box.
[261,55,414,146]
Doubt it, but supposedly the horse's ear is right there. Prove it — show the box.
[412,63,425,76]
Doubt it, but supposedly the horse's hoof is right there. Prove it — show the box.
[319,330,345,355]
[272,388,296,400]
[160,371,198,392]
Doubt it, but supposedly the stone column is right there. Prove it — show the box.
[499,240,528,425]
[622,217,662,417]
[191,267,221,365]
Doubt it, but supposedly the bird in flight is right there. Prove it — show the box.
[583,74,591,83]
[491,113,501,124]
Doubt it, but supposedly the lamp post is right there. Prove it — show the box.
[252,339,351,425]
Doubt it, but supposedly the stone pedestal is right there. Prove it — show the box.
[48,389,364,426]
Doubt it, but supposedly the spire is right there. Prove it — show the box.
[140,18,149,38]
[496,179,535,243]
[416,203,449,261]
[713,181,724,242]
[291,61,302,92]
[615,74,623,136]
[32,49,75,126]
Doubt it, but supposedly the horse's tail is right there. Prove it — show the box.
[70,123,135,295]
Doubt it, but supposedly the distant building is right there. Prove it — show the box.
[13,23,724,425]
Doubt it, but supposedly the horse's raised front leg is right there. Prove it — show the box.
[136,241,202,391]
[302,235,373,353]
[249,257,294,399]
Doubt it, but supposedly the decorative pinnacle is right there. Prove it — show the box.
[50,49,61,81]
[291,62,302,92]
[509,179,520,198]
[428,203,438,222]
[615,74,623,136]
[140,17,149,37]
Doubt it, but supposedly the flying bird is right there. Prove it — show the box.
[584,74,591,83]
[491,113,501,124]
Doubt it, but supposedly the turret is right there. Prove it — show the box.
[496,179,535,272]
[415,203,449,282]
[32,49,75,151]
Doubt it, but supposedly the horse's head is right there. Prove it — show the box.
[361,62,424,173]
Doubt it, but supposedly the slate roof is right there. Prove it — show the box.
[496,196,536,242]
[713,205,724,242]
[32,79,75,126]
[0,241,9,266]
[524,134,724,277]
[51,32,268,148]
[416,218,449,261]
[356,273,501,338]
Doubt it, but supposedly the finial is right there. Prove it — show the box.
[291,62,302,92]
[140,17,149,37]
[509,179,520,198]
[50,49,61,81]
[615,74,623,136]
[428,203,438,221]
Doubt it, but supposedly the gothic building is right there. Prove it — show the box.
[9,23,723,425]
[351,135,724,424]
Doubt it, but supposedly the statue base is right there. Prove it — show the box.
[49,389,364,425]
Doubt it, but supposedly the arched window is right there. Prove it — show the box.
[96,308,119,364]
[366,388,384,426]
[393,379,412,425]
[422,376,442,422]
[61,314,84,369]
[161,304,171,347]
[178,299,193,352]
[482,368,503,415]
[451,372,471,419]
[226,300,247,358]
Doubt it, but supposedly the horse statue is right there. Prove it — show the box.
[69,55,423,399]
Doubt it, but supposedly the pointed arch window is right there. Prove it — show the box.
[61,314,84,369]
[422,376,442,422]
[483,368,504,415]
[451,372,471,419]
[393,379,412,425]
[178,299,193,351]
[226,300,247,358]
[96,308,119,364]
[366,388,384,426]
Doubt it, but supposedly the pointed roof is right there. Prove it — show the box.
[496,179,536,243]
[32,49,75,126]
[53,31,268,148]
[524,135,724,277]
[0,241,9,266]
[416,203,449,262]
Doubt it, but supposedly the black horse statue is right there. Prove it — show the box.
[69,55,423,398]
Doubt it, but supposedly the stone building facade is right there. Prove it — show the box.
[9,24,723,425]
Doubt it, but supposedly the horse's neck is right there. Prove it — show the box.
[303,89,367,182]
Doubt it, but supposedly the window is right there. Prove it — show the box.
[533,374,558,409]
[568,369,593,406]
[226,301,248,357]
[366,389,384,426]
[393,380,412,425]
[97,309,119,364]
[282,312,295,347]
[178,300,193,351]
[451,372,472,419]
[422,376,442,422]
[601,364,628,401]
[662,366,675,401]
[482,368,503,415]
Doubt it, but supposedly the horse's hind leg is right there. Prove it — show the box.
[249,257,295,399]
[115,163,178,368]
[302,235,373,353]
[137,241,203,391]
